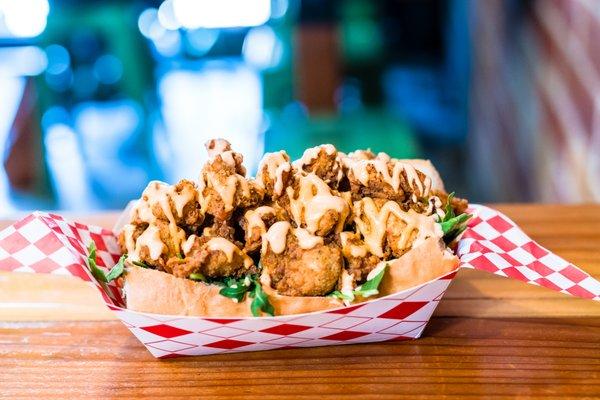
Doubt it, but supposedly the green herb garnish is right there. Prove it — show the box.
[189,272,206,281]
[87,241,126,283]
[329,290,354,301]
[353,264,387,298]
[217,275,274,316]
[132,260,150,268]
[330,264,388,301]
[219,277,252,302]
[439,192,472,244]
[249,279,275,317]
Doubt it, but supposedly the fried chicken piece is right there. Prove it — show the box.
[261,223,343,296]
[279,172,350,236]
[342,156,432,206]
[118,223,146,255]
[122,220,186,271]
[238,205,281,253]
[337,232,380,284]
[131,179,203,230]
[256,151,294,200]
[166,235,256,279]
[353,197,440,258]
[293,144,344,188]
[201,218,240,246]
[199,139,264,220]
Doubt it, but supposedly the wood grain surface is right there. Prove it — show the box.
[1,204,599,399]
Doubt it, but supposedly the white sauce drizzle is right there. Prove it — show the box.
[256,151,291,196]
[244,206,276,240]
[182,234,197,255]
[293,228,324,249]
[339,232,368,258]
[341,157,432,199]
[353,198,440,258]
[131,180,193,254]
[286,173,349,234]
[261,221,290,255]
[293,144,336,169]
[134,225,166,261]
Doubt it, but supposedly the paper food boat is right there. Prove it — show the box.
[0,204,598,358]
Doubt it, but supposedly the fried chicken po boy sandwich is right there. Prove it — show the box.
[115,139,470,317]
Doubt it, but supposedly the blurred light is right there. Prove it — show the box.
[0,76,25,215]
[185,28,219,57]
[0,0,49,37]
[72,66,98,98]
[44,123,99,210]
[45,45,70,75]
[138,8,166,41]
[271,0,289,19]
[242,26,283,70]
[158,63,263,180]
[172,0,271,29]
[45,68,72,92]
[0,46,47,76]
[158,0,181,30]
[93,54,123,85]
[153,29,181,57]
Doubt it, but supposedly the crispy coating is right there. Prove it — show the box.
[135,220,185,271]
[199,142,264,220]
[262,231,343,296]
[256,151,294,200]
[336,232,380,284]
[238,206,281,253]
[166,235,256,279]
[295,145,343,188]
[132,179,203,229]
[277,173,351,236]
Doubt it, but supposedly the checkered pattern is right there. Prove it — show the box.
[0,212,124,307]
[0,206,598,358]
[458,205,600,300]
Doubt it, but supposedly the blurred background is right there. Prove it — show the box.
[0,0,598,217]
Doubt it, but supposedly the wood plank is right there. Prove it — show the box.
[0,318,598,398]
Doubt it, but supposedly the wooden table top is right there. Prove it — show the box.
[1,204,599,399]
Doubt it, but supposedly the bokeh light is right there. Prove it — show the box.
[0,0,49,38]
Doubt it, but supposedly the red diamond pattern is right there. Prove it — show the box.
[321,331,369,341]
[260,324,311,335]
[378,302,428,320]
[141,324,193,338]
[0,231,29,253]
[486,215,513,233]
[204,339,253,349]
[34,232,63,256]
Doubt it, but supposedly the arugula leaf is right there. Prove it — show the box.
[250,279,274,317]
[219,277,252,303]
[106,254,126,282]
[132,260,150,268]
[189,272,206,281]
[329,290,354,301]
[444,192,456,221]
[86,241,126,283]
[354,264,388,298]
[440,213,472,244]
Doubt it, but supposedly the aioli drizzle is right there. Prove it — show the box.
[353,198,440,258]
[286,173,349,234]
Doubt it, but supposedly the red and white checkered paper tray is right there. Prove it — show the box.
[0,205,598,358]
